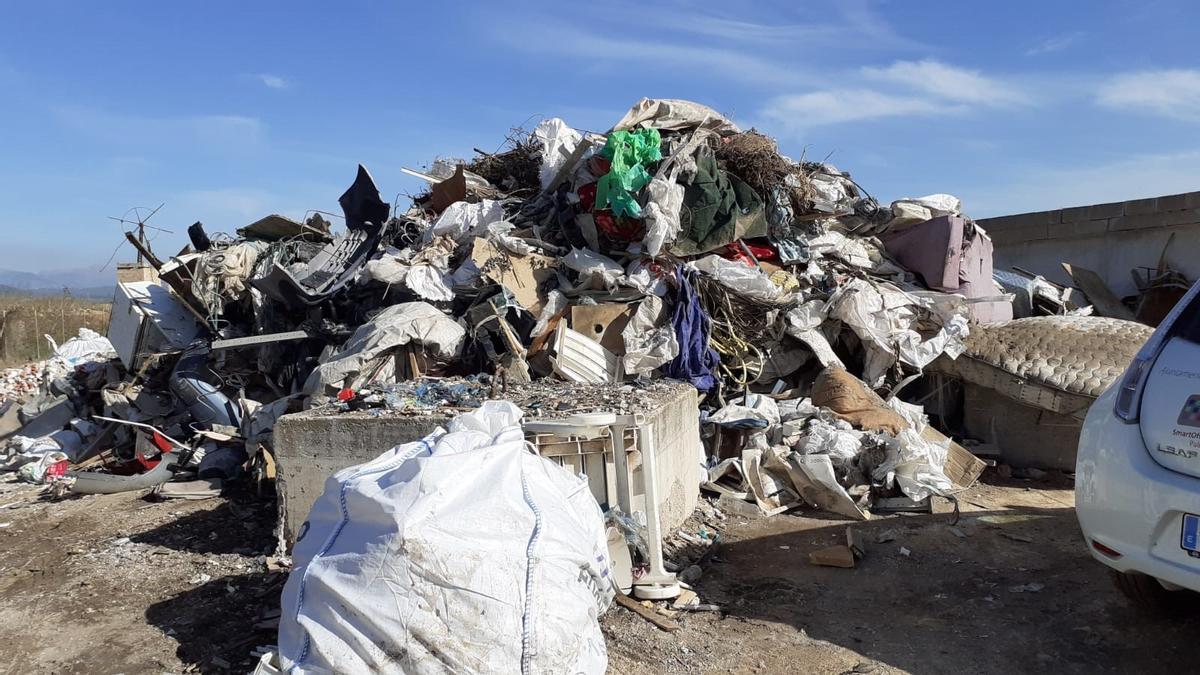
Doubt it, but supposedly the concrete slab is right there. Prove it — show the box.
[273,380,703,545]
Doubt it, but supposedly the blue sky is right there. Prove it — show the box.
[2,0,1199,274]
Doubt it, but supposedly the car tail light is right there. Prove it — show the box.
[1113,280,1200,424]
[1113,354,1154,423]
[1091,539,1122,558]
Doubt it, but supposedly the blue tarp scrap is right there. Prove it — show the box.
[664,266,720,391]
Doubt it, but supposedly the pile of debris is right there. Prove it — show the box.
[0,97,1098,526]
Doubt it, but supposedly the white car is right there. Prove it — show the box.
[1077,280,1200,611]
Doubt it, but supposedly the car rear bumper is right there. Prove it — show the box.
[1076,387,1200,591]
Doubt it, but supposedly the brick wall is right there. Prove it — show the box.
[979,191,1200,246]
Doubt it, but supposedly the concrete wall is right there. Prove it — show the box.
[273,384,703,545]
[978,191,1200,298]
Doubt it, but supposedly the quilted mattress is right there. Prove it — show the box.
[932,316,1153,418]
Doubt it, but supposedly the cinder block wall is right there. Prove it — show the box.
[978,191,1200,298]
[273,385,703,545]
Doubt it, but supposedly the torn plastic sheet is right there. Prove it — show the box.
[404,264,455,302]
[806,231,879,270]
[873,428,953,502]
[779,452,868,520]
[642,170,684,256]
[793,419,863,463]
[533,118,583,190]
[46,328,115,366]
[743,447,796,513]
[485,220,533,256]
[303,302,466,396]
[531,289,568,339]
[621,295,678,376]
[895,194,961,218]
[708,394,780,430]
[827,278,967,385]
[424,199,505,242]
[690,255,795,305]
[562,248,625,289]
[611,98,741,137]
[624,259,669,297]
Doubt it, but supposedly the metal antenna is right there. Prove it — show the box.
[107,203,170,265]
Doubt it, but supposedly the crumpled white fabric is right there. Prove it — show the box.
[873,428,954,501]
[303,303,466,396]
[690,255,795,304]
[807,231,878,269]
[425,200,505,242]
[533,118,583,189]
[562,248,624,289]
[46,328,115,365]
[611,98,740,136]
[793,419,863,463]
[621,295,678,375]
[642,170,684,256]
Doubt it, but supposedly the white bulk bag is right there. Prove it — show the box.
[278,401,615,674]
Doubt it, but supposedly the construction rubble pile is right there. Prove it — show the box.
[0,97,1052,513]
[5,96,1165,671]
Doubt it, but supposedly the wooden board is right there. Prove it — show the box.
[1061,262,1136,321]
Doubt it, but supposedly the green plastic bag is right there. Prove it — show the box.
[595,128,662,218]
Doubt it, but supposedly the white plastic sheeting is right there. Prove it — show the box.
[303,303,465,396]
[278,402,614,675]
[562,248,625,289]
[621,295,679,376]
[827,278,968,386]
[642,171,684,256]
[533,118,583,189]
[611,98,740,136]
[425,200,505,242]
[46,327,115,365]
[874,428,953,502]
[691,255,794,304]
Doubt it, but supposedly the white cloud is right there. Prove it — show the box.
[491,22,812,88]
[862,59,1029,106]
[1096,69,1200,121]
[760,89,951,134]
[254,73,290,90]
[1025,32,1084,56]
[51,107,264,150]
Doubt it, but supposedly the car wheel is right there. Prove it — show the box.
[1112,570,1190,615]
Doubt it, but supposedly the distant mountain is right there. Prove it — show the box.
[0,267,115,299]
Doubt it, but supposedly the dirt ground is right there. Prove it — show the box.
[0,471,1195,674]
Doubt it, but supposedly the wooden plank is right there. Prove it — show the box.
[613,593,680,632]
[1061,262,1136,321]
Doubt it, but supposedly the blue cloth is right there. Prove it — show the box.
[664,267,720,391]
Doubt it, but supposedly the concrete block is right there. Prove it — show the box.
[1162,208,1200,227]
[1047,218,1108,239]
[987,222,1049,245]
[1157,193,1190,212]
[962,385,1081,471]
[1123,197,1159,215]
[1087,201,1125,219]
[1109,211,1168,231]
[1186,192,1200,209]
[273,382,703,545]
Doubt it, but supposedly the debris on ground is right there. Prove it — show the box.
[0,96,1171,672]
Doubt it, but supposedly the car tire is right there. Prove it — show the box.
[1111,570,1190,615]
